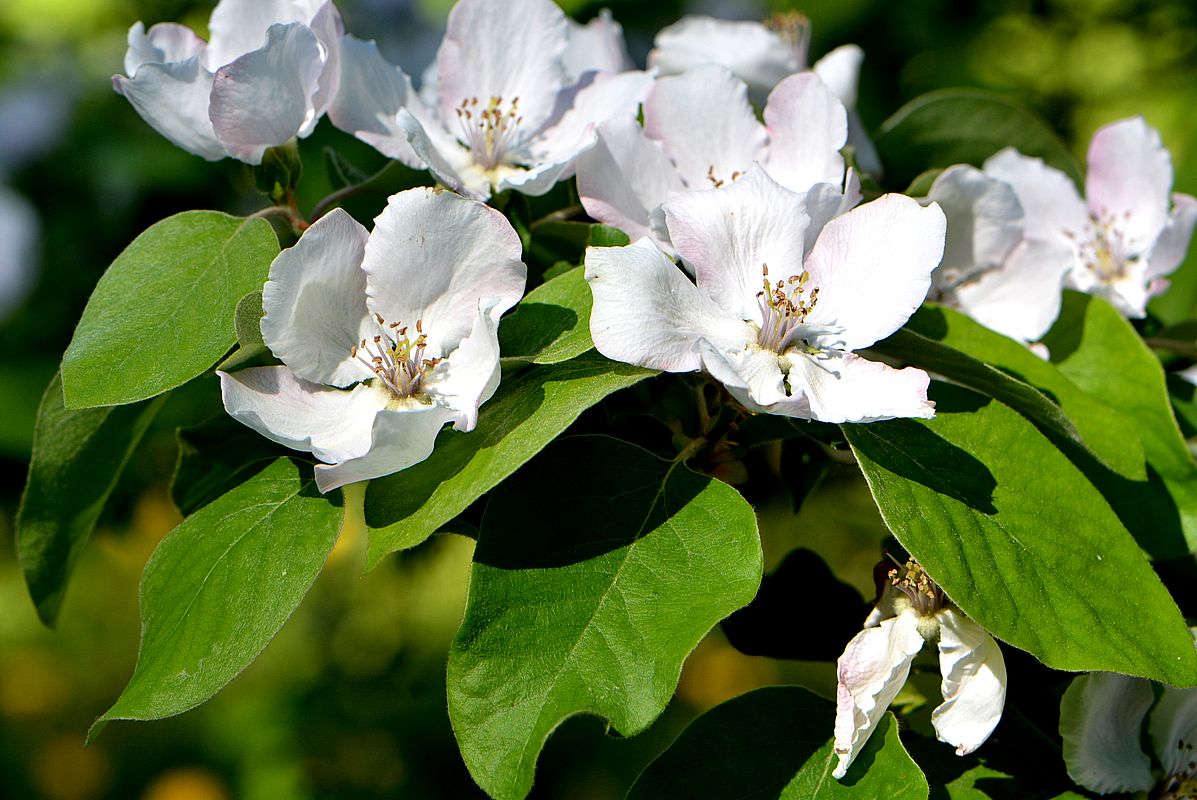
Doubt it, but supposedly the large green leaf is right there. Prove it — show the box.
[627,686,927,799]
[363,352,653,567]
[17,372,163,627]
[875,89,1082,189]
[170,414,286,516]
[844,383,1197,685]
[497,267,593,364]
[90,458,342,739]
[1042,292,1197,556]
[61,211,278,408]
[447,435,762,800]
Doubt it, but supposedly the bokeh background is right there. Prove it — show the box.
[2,0,1196,797]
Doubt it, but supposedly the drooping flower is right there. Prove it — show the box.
[584,167,943,423]
[1059,634,1197,796]
[647,13,881,175]
[926,164,1074,344]
[219,188,526,492]
[113,0,344,164]
[328,0,650,201]
[833,559,1007,780]
[576,64,856,254]
[984,117,1197,318]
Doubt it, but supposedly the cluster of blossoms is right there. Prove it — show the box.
[115,0,1197,783]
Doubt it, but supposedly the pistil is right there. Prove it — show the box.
[455,96,525,171]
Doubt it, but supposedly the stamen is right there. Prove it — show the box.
[755,262,819,353]
[1076,208,1143,283]
[454,95,525,171]
[351,314,440,398]
[888,558,947,617]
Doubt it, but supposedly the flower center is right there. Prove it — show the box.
[756,262,820,353]
[1158,739,1197,800]
[764,11,810,60]
[1068,209,1142,284]
[455,96,525,171]
[705,165,744,189]
[351,313,442,399]
[889,559,947,618]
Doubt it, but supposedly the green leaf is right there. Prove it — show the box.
[1042,291,1197,556]
[875,89,1082,189]
[61,211,279,409]
[498,267,592,364]
[91,458,342,739]
[363,352,653,567]
[875,307,1145,481]
[17,372,164,627]
[323,146,368,189]
[844,383,1197,685]
[170,415,285,516]
[217,290,269,371]
[586,223,630,248]
[903,168,943,197]
[448,435,762,800]
[627,686,927,799]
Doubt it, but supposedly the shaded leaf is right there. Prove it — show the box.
[498,267,592,364]
[170,414,287,515]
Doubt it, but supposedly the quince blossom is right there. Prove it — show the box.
[218,188,526,492]
[1059,635,1197,796]
[584,167,943,423]
[984,117,1197,318]
[647,14,881,175]
[577,65,856,254]
[834,559,1006,779]
[927,164,1074,344]
[114,0,344,164]
[328,0,651,201]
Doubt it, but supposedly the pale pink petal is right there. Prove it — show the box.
[1147,193,1197,281]
[585,237,751,372]
[931,608,1007,756]
[801,170,862,253]
[951,237,1073,343]
[362,188,526,358]
[1149,683,1197,780]
[261,209,373,387]
[811,44,861,109]
[113,58,226,161]
[663,167,809,324]
[124,22,206,76]
[563,9,632,82]
[205,0,327,69]
[424,304,502,432]
[833,609,925,780]
[803,194,946,351]
[790,350,933,423]
[531,70,653,169]
[314,402,456,492]
[763,72,847,193]
[396,108,479,198]
[697,341,788,412]
[1085,117,1172,252]
[983,147,1089,247]
[644,64,767,190]
[648,16,801,94]
[928,164,1024,282]
[327,35,425,168]
[1059,672,1155,794]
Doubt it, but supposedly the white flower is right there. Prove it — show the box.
[647,13,881,175]
[1060,635,1197,796]
[834,560,1007,780]
[584,167,943,423]
[563,9,633,83]
[327,0,651,201]
[113,0,344,164]
[984,117,1197,318]
[576,64,857,255]
[218,188,526,492]
[926,164,1074,344]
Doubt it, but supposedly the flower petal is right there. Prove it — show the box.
[531,69,653,169]
[424,303,501,432]
[362,187,526,358]
[124,21,206,76]
[950,237,1073,343]
[928,164,1024,281]
[1085,117,1173,252]
[113,58,226,161]
[663,166,810,323]
[585,237,750,372]
[803,194,946,351]
[218,365,387,464]
[983,147,1088,247]
[789,350,934,423]
[833,608,925,780]
[435,0,567,136]
[396,108,480,198]
[261,208,372,387]
[1149,683,1197,780]
[1059,672,1155,794]
[697,341,788,411]
[205,0,326,69]
[314,402,456,493]
[648,16,800,94]
[209,22,324,164]
[576,118,684,248]
[326,35,425,168]
[802,170,862,253]
[563,9,632,82]
[1147,193,1197,281]
[763,72,847,193]
[644,64,767,190]
[811,44,862,109]
[930,608,1007,756]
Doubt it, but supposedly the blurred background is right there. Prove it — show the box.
[1,0,1195,797]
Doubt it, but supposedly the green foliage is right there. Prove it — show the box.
[627,686,927,799]
[447,436,762,800]
[91,458,342,739]
[16,372,163,627]
[171,415,285,516]
[845,383,1197,685]
[60,212,279,409]
[498,267,593,364]
[363,352,653,566]
[876,89,1083,188]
